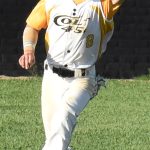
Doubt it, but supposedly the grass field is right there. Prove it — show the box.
[0,77,150,150]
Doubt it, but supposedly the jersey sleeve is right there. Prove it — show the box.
[101,0,125,20]
[26,0,47,30]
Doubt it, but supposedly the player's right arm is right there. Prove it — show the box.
[19,26,39,69]
[19,0,47,69]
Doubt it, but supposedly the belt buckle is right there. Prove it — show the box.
[74,69,85,77]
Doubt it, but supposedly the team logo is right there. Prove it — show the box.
[54,15,90,33]
[86,34,94,48]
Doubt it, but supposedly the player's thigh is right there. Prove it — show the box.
[62,77,95,116]
[41,71,68,121]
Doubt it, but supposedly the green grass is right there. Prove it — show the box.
[0,78,44,150]
[133,74,150,80]
[0,78,150,150]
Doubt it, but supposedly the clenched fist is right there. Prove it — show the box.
[19,51,35,69]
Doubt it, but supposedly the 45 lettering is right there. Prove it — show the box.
[54,15,90,33]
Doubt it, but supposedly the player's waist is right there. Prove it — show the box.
[44,62,96,78]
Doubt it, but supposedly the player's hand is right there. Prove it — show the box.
[19,51,35,69]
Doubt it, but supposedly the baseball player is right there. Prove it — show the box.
[19,0,124,149]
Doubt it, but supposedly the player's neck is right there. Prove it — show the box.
[73,0,86,5]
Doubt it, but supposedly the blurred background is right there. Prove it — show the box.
[0,0,150,78]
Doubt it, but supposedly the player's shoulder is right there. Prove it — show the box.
[45,0,63,6]
[45,0,62,11]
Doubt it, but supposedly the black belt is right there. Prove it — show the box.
[45,64,85,78]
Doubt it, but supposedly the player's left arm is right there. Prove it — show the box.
[101,0,125,20]
[111,0,125,13]
[111,0,124,5]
